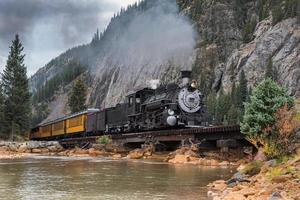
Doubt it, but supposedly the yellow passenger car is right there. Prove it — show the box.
[40,124,52,138]
[52,120,65,136]
[66,114,87,134]
[30,126,41,139]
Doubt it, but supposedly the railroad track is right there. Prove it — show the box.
[59,125,241,146]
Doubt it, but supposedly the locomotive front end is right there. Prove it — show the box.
[176,71,205,126]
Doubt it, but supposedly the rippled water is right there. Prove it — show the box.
[0,156,234,200]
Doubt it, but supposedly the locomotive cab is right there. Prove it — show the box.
[126,88,154,116]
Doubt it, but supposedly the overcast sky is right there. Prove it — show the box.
[0,0,137,75]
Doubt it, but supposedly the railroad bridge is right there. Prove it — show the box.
[60,125,249,150]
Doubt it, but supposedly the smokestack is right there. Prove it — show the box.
[181,70,191,86]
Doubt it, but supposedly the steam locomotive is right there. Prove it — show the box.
[30,71,206,140]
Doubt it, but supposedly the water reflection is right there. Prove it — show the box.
[0,157,234,200]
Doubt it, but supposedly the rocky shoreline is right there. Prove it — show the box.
[207,153,300,200]
[0,141,243,166]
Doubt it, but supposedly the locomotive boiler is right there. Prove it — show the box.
[30,70,206,140]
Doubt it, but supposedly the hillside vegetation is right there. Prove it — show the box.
[29,0,299,125]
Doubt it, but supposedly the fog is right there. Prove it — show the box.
[96,0,197,74]
[0,0,137,75]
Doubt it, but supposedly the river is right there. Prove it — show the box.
[0,156,234,200]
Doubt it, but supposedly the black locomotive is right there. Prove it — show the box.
[88,70,206,133]
[30,70,206,140]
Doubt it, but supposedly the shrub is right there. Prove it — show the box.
[241,161,263,176]
[241,78,296,158]
[97,135,111,145]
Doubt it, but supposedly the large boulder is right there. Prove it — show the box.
[74,147,88,155]
[32,148,42,153]
[17,144,28,153]
[127,149,144,159]
[88,148,103,157]
[168,154,190,164]
[254,148,267,162]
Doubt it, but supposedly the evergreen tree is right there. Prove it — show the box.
[265,57,278,81]
[68,79,87,113]
[227,105,240,125]
[231,82,237,105]
[215,88,231,124]
[31,102,49,126]
[206,91,217,122]
[2,34,31,139]
[0,84,4,136]
[236,70,248,110]
[241,78,294,157]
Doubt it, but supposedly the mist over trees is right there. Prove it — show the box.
[0,34,31,139]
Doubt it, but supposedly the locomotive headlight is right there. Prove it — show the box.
[168,109,175,116]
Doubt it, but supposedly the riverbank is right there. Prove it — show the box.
[208,153,300,200]
[0,141,243,167]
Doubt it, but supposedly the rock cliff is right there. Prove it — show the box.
[29,0,300,123]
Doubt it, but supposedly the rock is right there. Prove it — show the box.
[191,144,199,152]
[40,148,49,153]
[220,18,300,97]
[254,148,267,162]
[74,148,88,155]
[0,146,9,152]
[271,175,292,183]
[127,149,144,159]
[184,149,199,157]
[223,193,246,200]
[58,151,68,156]
[8,143,18,152]
[92,144,105,151]
[240,188,256,197]
[227,172,250,186]
[211,180,227,191]
[25,149,31,153]
[32,148,42,153]
[88,148,103,157]
[112,154,122,159]
[261,159,277,173]
[168,154,190,164]
[219,161,230,166]
[17,144,28,153]
[48,146,59,152]
[268,192,282,200]
[210,159,220,166]
[295,147,300,156]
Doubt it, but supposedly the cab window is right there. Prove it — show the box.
[129,97,133,106]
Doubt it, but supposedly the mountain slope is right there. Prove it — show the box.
[30,0,299,124]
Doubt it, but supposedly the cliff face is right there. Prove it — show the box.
[219,18,299,96]
[30,0,299,123]
[180,0,299,97]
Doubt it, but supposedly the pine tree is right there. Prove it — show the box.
[0,84,4,137]
[215,88,231,124]
[2,34,31,139]
[237,70,248,110]
[231,82,237,105]
[227,105,240,125]
[68,79,87,113]
[241,78,294,157]
[265,57,278,81]
[206,91,217,122]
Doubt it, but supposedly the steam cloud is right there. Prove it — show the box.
[93,0,198,106]
[95,0,197,73]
